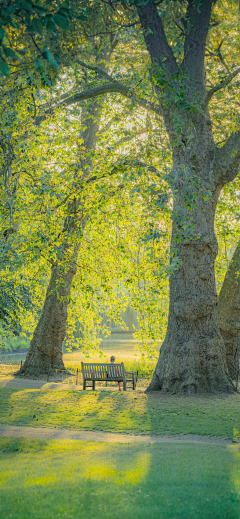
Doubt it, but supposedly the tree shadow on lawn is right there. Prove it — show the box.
[0,436,240,519]
[2,387,240,439]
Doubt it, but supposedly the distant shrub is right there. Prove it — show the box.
[1,336,30,351]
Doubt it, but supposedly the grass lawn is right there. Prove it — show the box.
[1,388,240,440]
[0,437,240,519]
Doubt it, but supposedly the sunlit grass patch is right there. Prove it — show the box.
[0,363,20,376]
[0,438,239,519]
[1,389,240,440]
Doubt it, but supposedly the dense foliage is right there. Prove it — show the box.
[1,0,240,359]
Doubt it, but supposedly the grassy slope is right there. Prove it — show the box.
[1,388,240,440]
[0,437,240,519]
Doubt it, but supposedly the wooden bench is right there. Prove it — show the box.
[81,362,137,391]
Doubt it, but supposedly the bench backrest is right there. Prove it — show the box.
[81,362,125,380]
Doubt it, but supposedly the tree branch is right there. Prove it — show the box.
[38,84,82,112]
[105,128,160,152]
[54,163,127,210]
[215,129,240,186]
[85,158,161,185]
[205,68,240,107]
[135,0,177,76]
[184,0,214,93]
[35,83,160,126]
[76,59,116,83]
[127,159,160,175]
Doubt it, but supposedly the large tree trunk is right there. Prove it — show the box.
[135,0,238,394]
[20,260,78,377]
[218,244,240,380]
[147,185,234,394]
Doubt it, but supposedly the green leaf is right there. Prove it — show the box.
[58,7,70,18]
[46,19,56,33]
[1,6,11,19]
[10,20,20,29]
[31,17,43,35]
[53,53,61,64]
[0,26,5,41]
[77,14,87,21]
[53,13,69,29]
[20,0,33,11]
[2,46,21,60]
[34,5,47,16]
[8,5,16,14]
[0,60,9,77]
[33,58,43,70]
[46,48,58,67]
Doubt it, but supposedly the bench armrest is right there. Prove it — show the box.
[125,370,138,383]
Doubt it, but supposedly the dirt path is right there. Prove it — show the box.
[0,424,232,445]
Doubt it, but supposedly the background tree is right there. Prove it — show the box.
[19,35,116,376]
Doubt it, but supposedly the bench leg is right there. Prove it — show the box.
[83,380,86,390]
[133,374,136,390]
[92,380,95,390]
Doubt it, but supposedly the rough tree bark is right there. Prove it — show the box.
[20,44,112,377]
[19,258,78,375]
[218,244,240,380]
[135,0,240,393]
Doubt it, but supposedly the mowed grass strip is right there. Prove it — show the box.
[0,437,239,519]
[1,388,240,439]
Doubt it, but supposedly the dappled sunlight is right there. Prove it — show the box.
[82,450,150,485]
[2,389,240,440]
[3,387,151,434]
[0,439,150,491]
[25,475,57,487]
[0,469,17,485]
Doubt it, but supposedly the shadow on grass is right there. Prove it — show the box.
[2,387,240,440]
